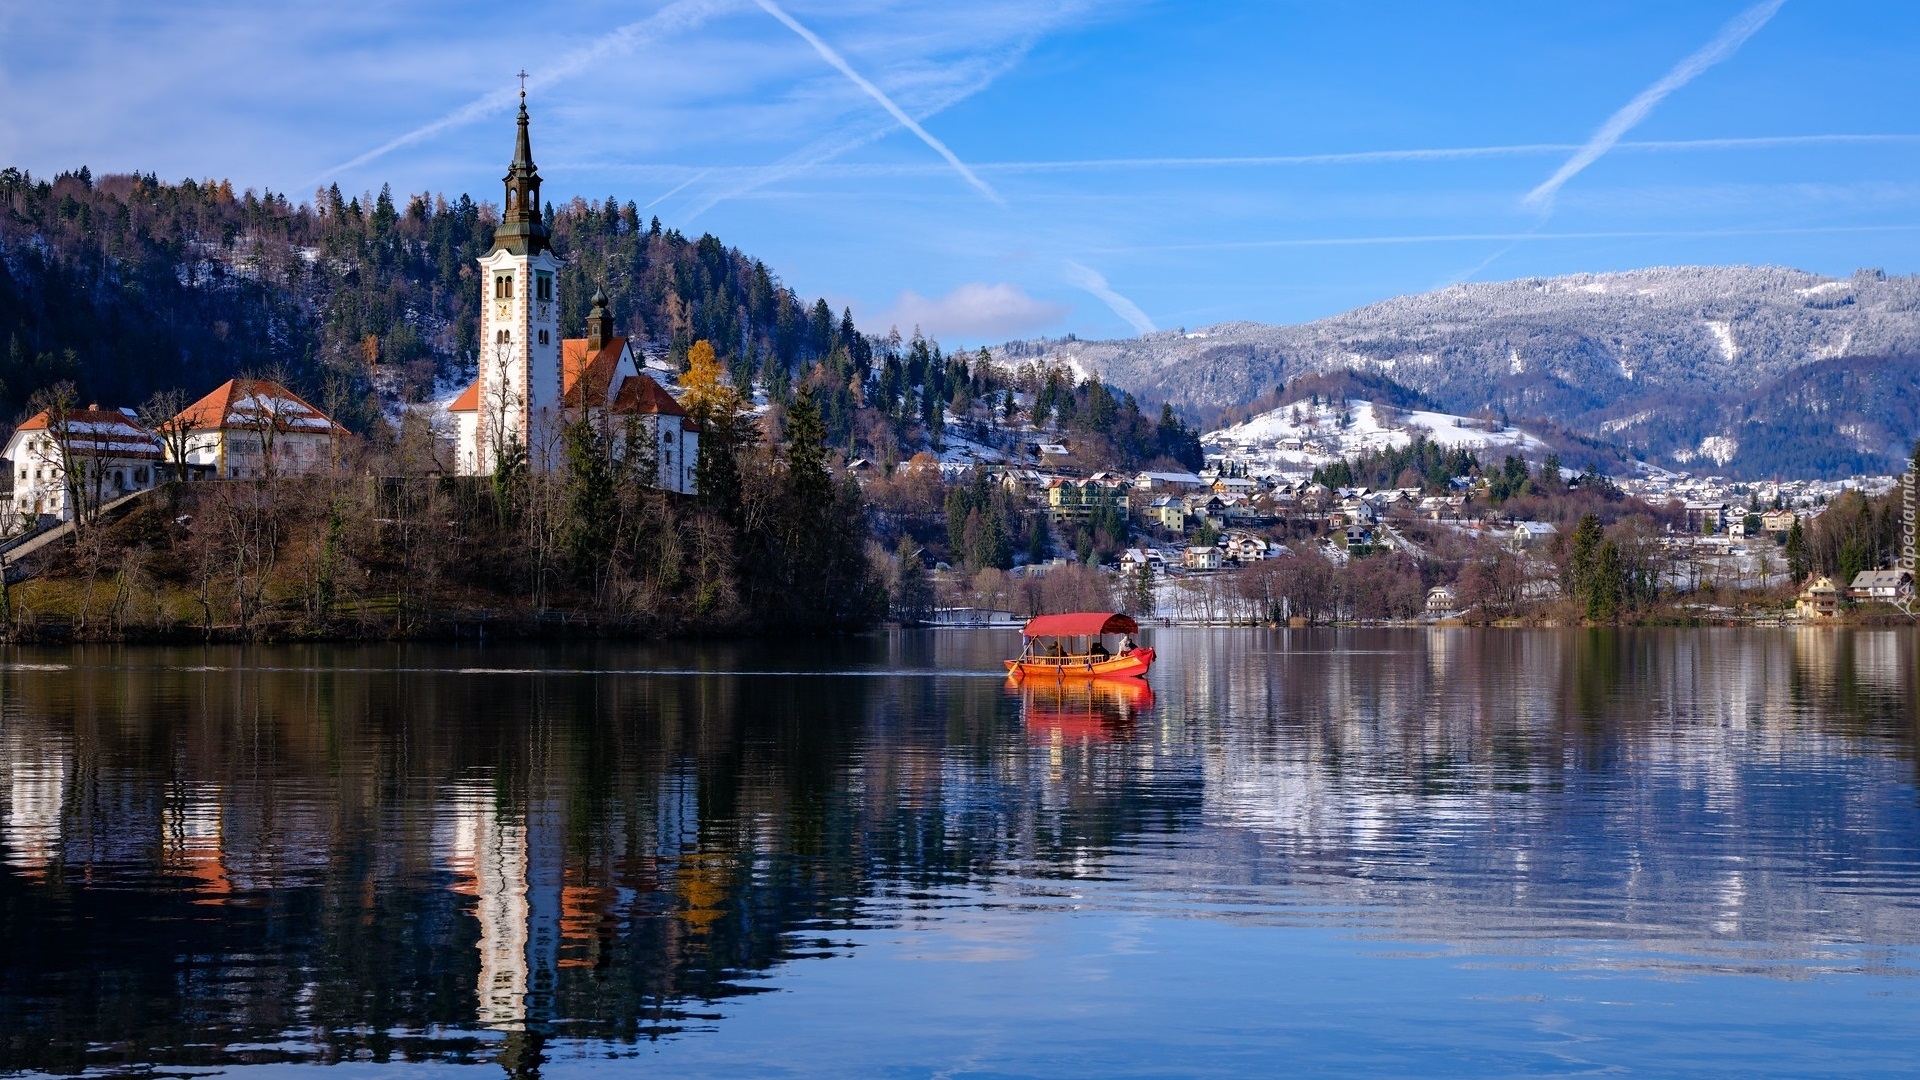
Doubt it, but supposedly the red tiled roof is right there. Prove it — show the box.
[448,378,480,412]
[562,337,627,406]
[14,408,163,460]
[167,378,343,435]
[610,373,688,418]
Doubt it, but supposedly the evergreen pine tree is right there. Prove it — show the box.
[1588,540,1624,622]
[1785,519,1811,584]
[786,385,830,507]
[1566,513,1604,606]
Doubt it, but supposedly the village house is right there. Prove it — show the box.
[1848,569,1913,603]
[1761,508,1798,534]
[1212,475,1258,496]
[1511,521,1558,551]
[4,405,163,527]
[1046,477,1129,522]
[1134,470,1205,493]
[163,378,342,480]
[1146,495,1187,531]
[1426,585,1459,617]
[1184,545,1222,571]
[1796,577,1841,619]
[445,100,698,493]
[1223,533,1271,563]
[996,467,1046,495]
[1683,501,1729,534]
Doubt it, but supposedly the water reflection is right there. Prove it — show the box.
[0,629,1914,1075]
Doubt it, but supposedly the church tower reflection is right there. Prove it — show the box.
[436,777,565,1031]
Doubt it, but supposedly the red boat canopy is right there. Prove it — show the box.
[1022,612,1138,638]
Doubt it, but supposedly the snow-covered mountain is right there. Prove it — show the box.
[1204,397,1548,475]
[1003,266,1920,478]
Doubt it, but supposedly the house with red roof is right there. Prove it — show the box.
[161,378,343,480]
[4,404,163,526]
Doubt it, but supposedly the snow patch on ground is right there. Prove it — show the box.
[1706,320,1737,362]
[1600,410,1655,434]
[1697,435,1739,467]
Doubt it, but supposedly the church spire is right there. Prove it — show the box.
[492,81,549,257]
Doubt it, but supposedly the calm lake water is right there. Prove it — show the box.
[2,629,1919,1078]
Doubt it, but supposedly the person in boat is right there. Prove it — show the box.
[1090,639,1110,660]
[1118,633,1135,655]
[1019,635,1032,659]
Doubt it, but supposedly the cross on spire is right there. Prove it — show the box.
[517,69,529,96]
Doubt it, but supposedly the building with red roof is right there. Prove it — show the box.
[4,404,163,526]
[160,377,343,479]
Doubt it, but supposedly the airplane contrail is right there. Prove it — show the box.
[1524,0,1787,211]
[304,0,733,189]
[553,133,1920,183]
[645,167,712,209]
[750,0,1003,205]
[1064,261,1156,336]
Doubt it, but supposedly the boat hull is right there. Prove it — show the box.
[1005,648,1154,681]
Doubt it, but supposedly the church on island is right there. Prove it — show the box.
[447,93,697,494]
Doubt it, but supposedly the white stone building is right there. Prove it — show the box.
[162,378,342,479]
[4,405,164,527]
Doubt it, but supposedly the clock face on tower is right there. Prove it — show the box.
[495,301,510,319]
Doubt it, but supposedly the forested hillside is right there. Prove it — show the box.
[0,165,869,424]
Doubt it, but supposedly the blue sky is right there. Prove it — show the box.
[4,0,1918,344]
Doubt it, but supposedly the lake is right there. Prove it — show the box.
[2,628,1918,1078]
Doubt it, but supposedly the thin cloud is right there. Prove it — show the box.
[879,282,1068,341]
[554,133,1920,183]
[1064,261,1155,336]
[304,0,733,189]
[750,0,1003,205]
[1086,222,1920,254]
[1524,0,1787,211]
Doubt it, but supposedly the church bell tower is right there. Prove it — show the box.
[476,87,564,470]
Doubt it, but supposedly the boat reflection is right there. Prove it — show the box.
[1012,676,1155,744]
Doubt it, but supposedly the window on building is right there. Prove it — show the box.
[496,329,511,345]
[538,329,549,346]
[495,273,514,300]
[536,271,553,301]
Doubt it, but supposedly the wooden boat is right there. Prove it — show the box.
[1005,612,1155,680]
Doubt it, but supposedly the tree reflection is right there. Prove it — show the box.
[0,629,1915,1073]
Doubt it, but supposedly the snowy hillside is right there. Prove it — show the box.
[1000,265,1920,478]
[1204,397,1548,474]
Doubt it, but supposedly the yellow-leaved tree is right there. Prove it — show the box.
[681,340,737,426]
[679,339,753,521]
